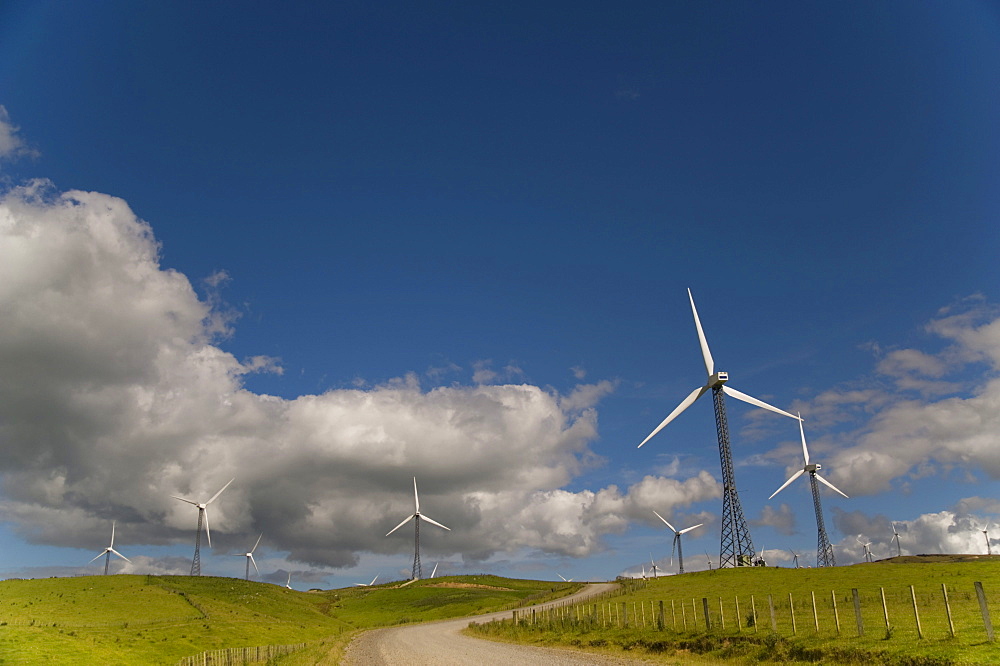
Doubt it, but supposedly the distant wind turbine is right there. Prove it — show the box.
[89,521,131,575]
[172,477,234,576]
[285,572,292,589]
[355,574,379,587]
[705,552,713,570]
[638,289,800,569]
[385,477,450,580]
[234,533,262,580]
[649,554,660,579]
[654,510,702,575]
[430,562,439,578]
[769,417,848,567]
[857,536,873,563]
[891,522,902,557]
[754,545,766,566]
[788,549,800,569]
[558,573,574,582]
[982,526,993,556]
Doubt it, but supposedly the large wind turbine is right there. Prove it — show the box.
[89,521,131,575]
[654,510,702,575]
[235,533,262,580]
[172,477,234,576]
[385,477,450,580]
[768,417,848,567]
[639,289,800,568]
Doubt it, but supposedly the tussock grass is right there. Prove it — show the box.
[0,573,573,664]
[468,557,1000,665]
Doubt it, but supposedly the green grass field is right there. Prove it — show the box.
[468,556,1000,665]
[0,574,577,665]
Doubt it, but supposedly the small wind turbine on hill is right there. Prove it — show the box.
[858,536,873,563]
[654,510,702,575]
[89,521,131,575]
[355,574,379,587]
[788,549,800,568]
[385,477,450,580]
[638,289,800,568]
[172,477,234,576]
[705,552,713,570]
[235,533,262,580]
[285,572,292,589]
[981,525,993,556]
[649,554,660,579]
[891,522,903,557]
[768,417,848,567]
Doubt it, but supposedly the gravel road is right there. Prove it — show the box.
[341,583,655,665]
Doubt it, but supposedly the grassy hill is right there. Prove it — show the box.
[469,556,1000,665]
[0,574,577,665]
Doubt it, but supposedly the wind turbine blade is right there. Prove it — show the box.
[653,510,677,533]
[203,508,212,548]
[688,288,714,377]
[172,495,200,506]
[558,573,567,581]
[797,415,810,465]
[431,562,439,578]
[385,514,415,537]
[420,514,451,531]
[110,521,116,548]
[721,386,799,420]
[670,535,676,565]
[110,548,131,563]
[815,473,849,498]
[413,477,420,514]
[249,554,258,574]
[89,552,106,564]
[678,523,703,535]
[370,574,379,586]
[251,533,263,553]
[207,477,235,504]
[768,469,804,500]
[638,386,709,448]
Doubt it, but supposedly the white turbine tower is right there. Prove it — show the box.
[89,521,131,575]
[891,522,903,557]
[235,533,262,580]
[982,526,993,556]
[385,477,450,580]
[654,510,702,575]
[769,417,848,567]
[638,289,800,568]
[172,477,234,576]
[355,574,379,587]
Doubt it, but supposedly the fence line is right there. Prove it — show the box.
[176,642,306,666]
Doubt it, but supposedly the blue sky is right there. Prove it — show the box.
[1,1,999,587]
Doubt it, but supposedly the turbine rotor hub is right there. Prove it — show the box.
[708,371,729,387]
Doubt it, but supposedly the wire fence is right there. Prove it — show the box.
[175,642,306,666]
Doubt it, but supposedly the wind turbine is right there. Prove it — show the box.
[857,536,873,563]
[705,552,713,570]
[654,510,702,575]
[89,521,131,575]
[891,522,902,557]
[769,417,848,567]
[638,289,801,568]
[172,477,235,576]
[235,533,262,580]
[788,549,800,569]
[754,544,766,566]
[649,553,660,579]
[558,573,574,582]
[285,572,292,589]
[385,477,450,580]
[982,526,993,556]
[355,574,379,587]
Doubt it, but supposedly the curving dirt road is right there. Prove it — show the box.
[342,583,655,665]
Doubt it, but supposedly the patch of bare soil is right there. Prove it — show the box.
[424,582,514,591]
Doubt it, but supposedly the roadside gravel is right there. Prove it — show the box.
[342,583,656,665]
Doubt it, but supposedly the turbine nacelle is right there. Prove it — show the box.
[805,463,821,473]
[708,371,729,387]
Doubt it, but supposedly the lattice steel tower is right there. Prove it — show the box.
[385,477,451,580]
[639,289,801,568]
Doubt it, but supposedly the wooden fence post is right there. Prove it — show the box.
[750,594,758,633]
[671,599,676,629]
[735,596,742,632]
[811,591,818,633]
[681,599,688,630]
[622,601,628,628]
[768,594,777,632]
[789,593,796,635]
[909,585,922,639]
[832,590,840,635]
[852,588,864,637]
[880,587,891,639]
[702,597,712,630]
[658,600,665,630]
[975,581,995,642]
[718,596,725,630]
[942,583,955,637]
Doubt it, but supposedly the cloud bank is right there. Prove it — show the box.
[0,180,717,571]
